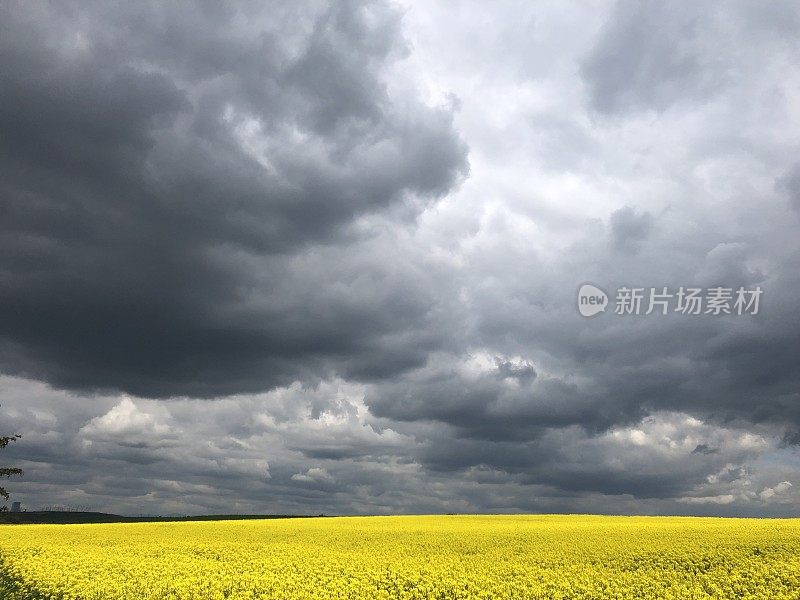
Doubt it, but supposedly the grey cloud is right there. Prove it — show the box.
[5,378,794,516]
[413,411,773,499]
[0,0,467,398]
[365,355,603,441]
[581,3,723,114]
[494,357,537,382]
[692,444,718,455]
[609,206,652,252]
[581,1,800,115]
[777,165,800,213]
[3,1,800,517]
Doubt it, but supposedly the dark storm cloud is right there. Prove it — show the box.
[0,0,467,397]
[389,263,800,441]
[366,357,607,441]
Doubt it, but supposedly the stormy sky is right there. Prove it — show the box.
[1,0,799,517]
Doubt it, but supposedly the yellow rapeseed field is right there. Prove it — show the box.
[1,515,799,599]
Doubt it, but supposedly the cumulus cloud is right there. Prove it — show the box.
[292,468,334,484]
[759,481,792,502]
[3,377,798,516]
[81,398,171,440]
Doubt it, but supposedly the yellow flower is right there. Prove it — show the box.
[1,515,799,599]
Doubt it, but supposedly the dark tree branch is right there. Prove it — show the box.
[0,435,21,449]
[0,431,21,505]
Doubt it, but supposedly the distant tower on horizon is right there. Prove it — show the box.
[10,501,21,513]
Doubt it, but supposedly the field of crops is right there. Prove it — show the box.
[1,514,799,599]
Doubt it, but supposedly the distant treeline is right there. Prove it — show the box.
[0,512,327,525]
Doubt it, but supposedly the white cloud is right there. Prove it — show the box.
[759,481,792,501]
[679,494,736,505]
[291,467,334,484]
[80,398,172,439]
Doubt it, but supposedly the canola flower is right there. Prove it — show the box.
[1,514,800,599]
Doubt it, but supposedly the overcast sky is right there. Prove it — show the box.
[2,0,800,517]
